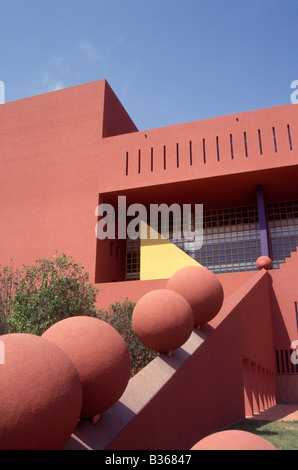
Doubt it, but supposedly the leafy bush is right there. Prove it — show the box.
[98,299,158,376]
[4,254,98,336]
[1,255,157,376]
[0,262,21,335]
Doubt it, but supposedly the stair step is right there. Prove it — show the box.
[280,248,298,269]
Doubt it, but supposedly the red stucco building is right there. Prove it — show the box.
[0,80,297,449]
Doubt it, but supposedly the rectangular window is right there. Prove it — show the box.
[267,200,298,268]
[125,203,262,280]
[125,239,140,280]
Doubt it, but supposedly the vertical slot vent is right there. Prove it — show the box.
[138,149,141,174]
[276,350,280,374]
[151,147,154,172]
[163,145,166,170]
[290,353,295,373]
[272,127,277,152]
[287,124,293,150]
[125,151,129,175]
[258,129,263,155]
[244,131,248,157]
[295,301,298,330]
[280,350,285,373]
[176,143,179,168]
[189,140,193,166]
[285,350,290,373]
[216,136,220,161]
[203,138,206,164]
[276,348,298,374]
[230,134,234,159]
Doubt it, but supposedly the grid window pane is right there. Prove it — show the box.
[183,205,261,274]
[125,238,140,280]
[125,204,263,279]
[267,200,298,268]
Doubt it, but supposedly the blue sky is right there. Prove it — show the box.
[1,0,298,130]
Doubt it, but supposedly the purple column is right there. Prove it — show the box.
[256,185,270,257]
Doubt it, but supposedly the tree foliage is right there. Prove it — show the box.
[1,254,98,336]
[0,262,21,335]
[98,299,158,376]
[0,255,157,375]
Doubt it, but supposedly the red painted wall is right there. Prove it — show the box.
[0,80,137,281]
[105,270,276,450]
[99,103,298,199]
[2,80,298,285]
[94,271,256,310]
[270,252,298,349]
[1,81,297,449]
[1,80,298,376]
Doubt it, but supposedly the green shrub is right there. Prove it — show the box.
[4,254,98,336]
[0,262,21,335]
[1,255,157,376]
[98,299,158,376]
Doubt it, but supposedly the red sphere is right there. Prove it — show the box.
[132,289,193,353]
[42,316,131,418]
[191,430,278,450]
[256,256,273,270]
[0,333,82,450]
[166,266,224,327]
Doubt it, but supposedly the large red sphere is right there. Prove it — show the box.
[132,289,194,353]
[0,333,82,450]
[166,266,224,327]
[191,430,278,450]
[256,256,273,270]
[42,316,131,418]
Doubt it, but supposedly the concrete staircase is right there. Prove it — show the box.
[279,248,298,269]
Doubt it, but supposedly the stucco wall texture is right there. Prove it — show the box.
[1,80,298,449]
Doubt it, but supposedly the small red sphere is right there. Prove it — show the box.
[256,256,273,270]
[166,266,224,327]
[0,333,82,450]
[132,289,193,353]
[43,316,131,418]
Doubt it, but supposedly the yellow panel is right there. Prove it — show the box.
[140,221,202,280]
